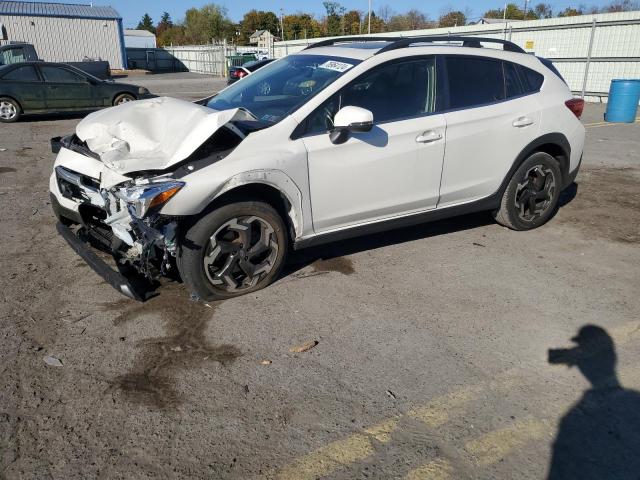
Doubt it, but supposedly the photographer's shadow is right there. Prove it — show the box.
[548,325,640,480]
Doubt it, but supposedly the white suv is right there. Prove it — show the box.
[49,36,585,301]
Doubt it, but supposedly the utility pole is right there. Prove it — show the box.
[523,0,529,19]
[368,0,372,34]
[280,8,284,41]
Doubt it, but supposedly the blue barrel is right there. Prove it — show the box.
[605,79,640,123]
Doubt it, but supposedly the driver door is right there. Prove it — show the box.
[39,65,94,110]
[300,57,446,233]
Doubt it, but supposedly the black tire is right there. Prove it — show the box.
[0,97,21,123]
[494,152,562,231]
[113,93,136,106]
[177,200,288,301]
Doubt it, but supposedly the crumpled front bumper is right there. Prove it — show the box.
[55,222,152,301]
[50,144,178,300]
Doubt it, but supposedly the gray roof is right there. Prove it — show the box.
[250,29,267,39]
[124,29,155,37]
[0,1,121,20]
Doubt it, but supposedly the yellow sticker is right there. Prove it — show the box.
[525,40,534,49]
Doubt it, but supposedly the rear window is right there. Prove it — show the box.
[446,56,505,109]
[1,65,40,82]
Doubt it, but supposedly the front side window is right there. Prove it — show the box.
[207,54,361,126]
[1,65,40,82]
[446,56,505,109]
[40,66,86,83]
[304,57,437,136]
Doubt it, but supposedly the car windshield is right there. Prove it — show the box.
[207,54,361,125]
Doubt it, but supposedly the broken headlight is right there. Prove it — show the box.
[116,180,184,218]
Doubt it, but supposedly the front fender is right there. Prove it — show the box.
[163,169,305,240]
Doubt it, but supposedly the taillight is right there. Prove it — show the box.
[565,98,585,119]
[237,70,247,78]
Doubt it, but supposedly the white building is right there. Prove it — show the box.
[250,30,276,51]
[0,0,126,69]
[124,29,156,49]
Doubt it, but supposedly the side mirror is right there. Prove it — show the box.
[329,106,373,145]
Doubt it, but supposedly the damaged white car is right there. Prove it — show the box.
[50,36,585,301]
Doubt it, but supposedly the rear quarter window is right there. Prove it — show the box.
[519,65,545,92]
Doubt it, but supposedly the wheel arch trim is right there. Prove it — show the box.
[204,169,305,240]
[500,132,571,195]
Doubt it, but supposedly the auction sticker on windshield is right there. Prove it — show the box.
[319,60,354,72]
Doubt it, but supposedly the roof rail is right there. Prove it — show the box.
[303,36,403,50]
[303,35,525,55]
[375,36,526,54]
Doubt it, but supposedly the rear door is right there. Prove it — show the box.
[38,65,95,110]
[439,55,541,207]
[300,57,446,232]
[0,65,46,111]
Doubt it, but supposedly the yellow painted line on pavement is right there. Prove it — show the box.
[276,432,375,480]
[465,418,549,466]
[405,458,454,480]
[407,387,477,427]
[275,321,640,479]
[584,117,640,128]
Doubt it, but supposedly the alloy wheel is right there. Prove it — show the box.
[0,101,17,120]
[203,216,279,291]
[514,164,556,222]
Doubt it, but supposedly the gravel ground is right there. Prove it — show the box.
[1,73,639,479]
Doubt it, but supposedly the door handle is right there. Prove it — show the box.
[513,116,534,128]
[416,131,443,143]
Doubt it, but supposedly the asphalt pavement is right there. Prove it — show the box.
[0,73,638,479]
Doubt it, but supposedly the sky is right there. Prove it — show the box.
[17,0,611,27]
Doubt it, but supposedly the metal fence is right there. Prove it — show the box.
[273,11,640,101]
[126,44,235,76]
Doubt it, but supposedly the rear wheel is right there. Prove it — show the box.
[113,93,136,106]
[177,201,288,300]
[494,152,562,230]
[0,97,20,123]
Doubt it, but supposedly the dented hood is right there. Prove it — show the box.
[75,97,254,174]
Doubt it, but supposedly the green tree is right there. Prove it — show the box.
[439,10,466,27]
[603,0,640,12]
[362,11,386,33]
[343,10,362,35]
[183,4,234,44]
[156,12,173,37]
[283,14,323,40]
[483,3,537,20]
[534,3,553,18]
[136,13,155,34]
[323,1,346,36]
[238,10,279,44]
[557,6,583,16]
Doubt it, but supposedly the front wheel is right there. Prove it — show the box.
[177,201,288,300]
[0,97,20,123]
[494,152,562,231]
[113,93,136,106]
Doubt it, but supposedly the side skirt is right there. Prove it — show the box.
[293,194,500,250]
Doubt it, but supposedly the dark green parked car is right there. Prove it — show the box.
[0,62,152,123]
